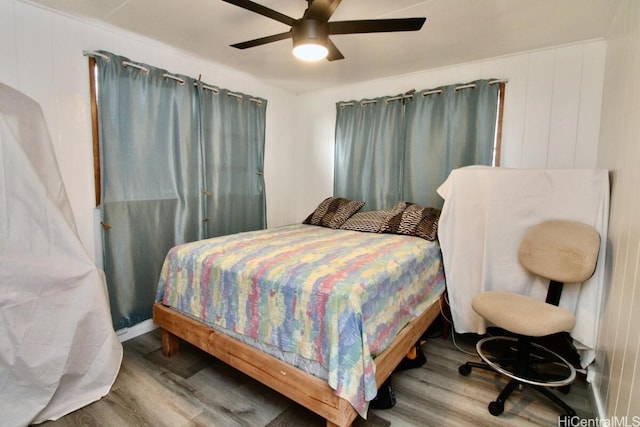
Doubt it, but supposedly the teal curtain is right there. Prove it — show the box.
[95,51,266,330]
[334,96,405,211]
[199,87,267,238]
[403,80,499,208]
[334,80,499,210]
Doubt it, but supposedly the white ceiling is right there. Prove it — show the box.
[29,0,619,93]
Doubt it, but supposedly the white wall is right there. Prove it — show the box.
[594,0,640,419]
[0,0,301,262]
[293,40,607,219]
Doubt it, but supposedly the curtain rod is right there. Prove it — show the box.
[84,50,109,61]
[122,60,149,73]
[163,73,184,85]
[196,85,262,104]
[83,50,263,104]
[339,79,509,108]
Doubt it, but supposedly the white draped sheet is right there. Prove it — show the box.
[437,166,609,367]
[0,82,122,426]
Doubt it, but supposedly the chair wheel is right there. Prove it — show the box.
[559,385,571,394]
[488,400,504,416]
[458,364,472,376]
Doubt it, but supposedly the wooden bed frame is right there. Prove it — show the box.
[153,293,443,427]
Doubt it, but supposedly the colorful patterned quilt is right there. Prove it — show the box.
[156,224,445,416]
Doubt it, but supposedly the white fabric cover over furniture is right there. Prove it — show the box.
[437,166,609,367]
[0,82,122,426]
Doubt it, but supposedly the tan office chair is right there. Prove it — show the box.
[458,219,600,419]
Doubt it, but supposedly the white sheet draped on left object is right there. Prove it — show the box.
[0,82,122,426]
[437,166,609,368]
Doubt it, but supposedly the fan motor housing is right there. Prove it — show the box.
[292,19,329,46]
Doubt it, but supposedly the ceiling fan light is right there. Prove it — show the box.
[292,19,329,62]
[292,42,328,61]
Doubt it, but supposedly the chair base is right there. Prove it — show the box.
[459,335,577,418]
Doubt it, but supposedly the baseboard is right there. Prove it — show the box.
[115,318,158,342]
[588,371,608,420]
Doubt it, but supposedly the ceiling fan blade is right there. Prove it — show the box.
[326,38,344,61]
[329,18,426,35]
[222,0,296,26]
[304,0,342,22]
[230,31,292,49]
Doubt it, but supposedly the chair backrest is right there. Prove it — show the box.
[518,219,600,285]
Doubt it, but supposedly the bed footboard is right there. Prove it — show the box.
[153,293,442,427]
[153,302,360,426]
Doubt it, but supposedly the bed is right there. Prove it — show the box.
[153,203,445,427]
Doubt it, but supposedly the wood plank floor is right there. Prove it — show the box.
[38,328,594,427]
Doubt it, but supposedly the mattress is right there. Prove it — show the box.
[156,224,445,415]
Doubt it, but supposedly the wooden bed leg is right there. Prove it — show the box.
[161,328,180,357]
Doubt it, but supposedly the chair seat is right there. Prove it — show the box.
[472,291,576,337]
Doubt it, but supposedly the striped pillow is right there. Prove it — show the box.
[303,197,365,229]
[381,201,440,241]
[340,210,391,233]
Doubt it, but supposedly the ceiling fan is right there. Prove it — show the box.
[223,0,426,62]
